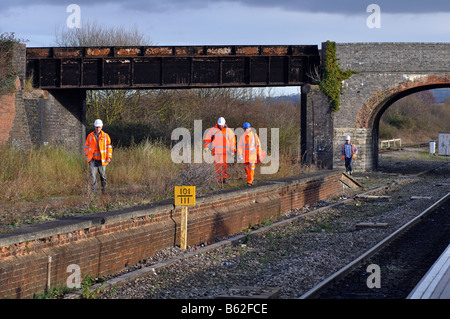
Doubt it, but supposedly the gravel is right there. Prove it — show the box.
[318,199,450,299]
[94,158,449,299]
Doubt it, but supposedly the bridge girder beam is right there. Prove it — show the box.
[26,45,320,90]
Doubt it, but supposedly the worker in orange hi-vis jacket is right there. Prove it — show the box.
[85,119,113,193]
[237,122,263,187]
[204,117,236,184]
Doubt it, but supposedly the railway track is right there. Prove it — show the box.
[90,160,449,300]
[299,192,450,299]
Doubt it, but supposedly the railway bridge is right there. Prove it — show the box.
[1,42,449,171]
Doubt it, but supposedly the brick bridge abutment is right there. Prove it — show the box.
[303,42,450,172]
[2,42,449,170]
[0,43,86,153]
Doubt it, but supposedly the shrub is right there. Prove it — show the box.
[319,41,358,112]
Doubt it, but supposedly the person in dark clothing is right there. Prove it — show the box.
[341,135,357,175]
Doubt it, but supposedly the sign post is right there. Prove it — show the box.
[174,186,196,250]
[180,206,188,250]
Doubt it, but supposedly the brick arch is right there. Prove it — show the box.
[355,74,450,129]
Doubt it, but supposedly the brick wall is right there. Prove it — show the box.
[0,170,346,299]
[331,42,450,171]
[0,43,31,148]
[0,43,86,152]
[301,43,450,171]
[303,85,334,169]
[0,83,16,144]
[38,89,86,152]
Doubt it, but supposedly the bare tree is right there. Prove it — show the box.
[306,64,322,85]
[54,20,153,125]
[54,20,152,47]
[86,89,142,125]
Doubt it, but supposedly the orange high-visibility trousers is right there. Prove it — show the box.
[214,154,228,182]
[238,130,260,185]
[244,162,255,184]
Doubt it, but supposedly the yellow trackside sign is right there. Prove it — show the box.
[174,186,196,206]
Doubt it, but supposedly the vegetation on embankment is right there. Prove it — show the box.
[0,32,23,96]
[379,90,450,143]
[319,40,358,112]
[0,88,312,232]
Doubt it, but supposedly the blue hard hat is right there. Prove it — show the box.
[243,122,251,129]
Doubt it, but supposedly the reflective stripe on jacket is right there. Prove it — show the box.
[204,124,236,155]
[238,130,261,164]
[85,131,112,165]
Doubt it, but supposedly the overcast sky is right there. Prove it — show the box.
[0,0,449,48]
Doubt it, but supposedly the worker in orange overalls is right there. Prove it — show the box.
[237,122,262,187]
[84,119,113,193]
[204,117,236,184]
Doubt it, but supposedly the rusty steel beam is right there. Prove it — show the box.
[26,45,320,89]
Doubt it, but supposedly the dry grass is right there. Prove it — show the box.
[108,140,180,201]
[0,145,86,202]
[0,140,314,232]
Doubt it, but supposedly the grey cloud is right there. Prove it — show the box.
[229,0,450,14]
[3,0,450,14]
[1,0,209,11]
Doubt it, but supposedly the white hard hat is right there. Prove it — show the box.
[345,135,351,141]
[94,119,103,127]
[217,117,226,126]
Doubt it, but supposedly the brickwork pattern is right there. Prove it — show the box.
[304,85,334,169]
[332,43,450,171]
[39,89,86,151]
[0,83,16,143]
[0,171,344,299]
[0,44,31,148]
[0,44,85,151]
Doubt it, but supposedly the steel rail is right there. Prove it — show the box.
[299,192,450,299]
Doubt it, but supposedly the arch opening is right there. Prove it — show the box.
[371,84,450,170]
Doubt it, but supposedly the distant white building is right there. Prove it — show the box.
[439,133,450,156]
